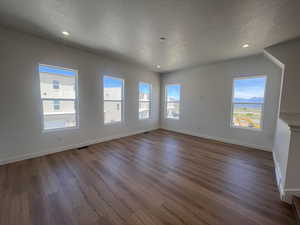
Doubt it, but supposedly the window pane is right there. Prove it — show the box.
[139,102,150,119]
[53,80,60,89]
[39,65,78,131]
[53,100,60,111]
[44,114,76,130]
[104,101,122,124]
[43,100,75,115]
[139,83,151,101]
[166,85,180,101]
[233,77,266,103]
[104,76,123,100]
[232,103,263,129]
[167,102,180,119]
[39,65,76,99]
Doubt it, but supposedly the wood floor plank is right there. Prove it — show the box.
[0,129,296,225]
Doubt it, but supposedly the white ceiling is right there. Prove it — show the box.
[0,0,300,73]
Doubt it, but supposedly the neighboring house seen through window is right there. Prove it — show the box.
[39,64,78,131]
[165,84,181,119]
[103,76,124,124]
[139,82,151,120]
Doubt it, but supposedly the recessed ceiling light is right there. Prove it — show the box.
[242,44,249,48]
[156,65,161,69]
[62,31,70,36]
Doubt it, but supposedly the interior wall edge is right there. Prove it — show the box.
[273,151,286,201]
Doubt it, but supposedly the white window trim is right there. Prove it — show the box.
[230,75,267,131]
[103,75,125,125]
[138,82,152,120]
[165,84,181,120]
[39,64,79,133]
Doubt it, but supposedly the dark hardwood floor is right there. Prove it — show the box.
[0,129,295,225]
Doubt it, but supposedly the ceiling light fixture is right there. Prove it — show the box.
[242,44,249,48]
[62,31,70,36]
[156,65,161,69]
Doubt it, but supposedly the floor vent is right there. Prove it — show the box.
[78,146,89,150]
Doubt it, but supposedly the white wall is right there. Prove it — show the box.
[272,118,290,191]
[265,38,300,114]
[0,25,285,166]
[0,26,160,164]
[286,130,300,190]
[265,39,300,200]
[160,55,282,151]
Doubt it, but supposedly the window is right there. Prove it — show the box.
[53,80,60,89]
[231,76,267,130]
[103,76,124,124]
[39,64,78,131]
[139,82,151,120]
[165,84,181,119]
[53,100,60,111]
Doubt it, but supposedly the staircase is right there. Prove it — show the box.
[293,196,300,225]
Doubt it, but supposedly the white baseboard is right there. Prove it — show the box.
[0,128,158,166]
[161,127,271,152]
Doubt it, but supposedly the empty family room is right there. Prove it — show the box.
[1,0,300,225]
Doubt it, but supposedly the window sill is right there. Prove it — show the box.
[42,126,79,133]
[139,118,151,121]
[104,121,123,126]
[231,125,262,132]
[165,117,180,120]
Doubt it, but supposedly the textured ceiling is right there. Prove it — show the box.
[0,0,300,72]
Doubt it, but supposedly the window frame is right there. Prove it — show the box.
[230,75,267,131]
[165,84,181,120]
[39,64,79,132]
[102,75,125,125]
[138,82,152,120]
